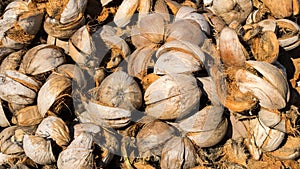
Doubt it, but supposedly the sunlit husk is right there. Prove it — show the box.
[127,45,156,80]
[37,74,72,117]
[250,31,279,63]
[19,44,65,76]
[73,123,102,138]
[179,106,227,147]
[154,50,201,75]
[55,64,86,88]
[81,100,131,129]
[154,0,170,21]
[175,6,210,35]
[161,137,197,169]
[0,70,40,105]
[276,19,300,51]
[97,71,142,111]
[268,136,300,160]
[236,61,289,109]
[166,19,206,45]
[14,106,43,126]
[100,25,130,57]
[185,119,228,148]
[44,0,87,39]
[101,0,113,6]
[0,1,44,49]
[145,73,200,120]
[57,132,93,169]
[113,0,139,27]
[131,13,165,47]
[35,116,70,147]
[68,25,96,67]
[0,126,24,154]
[0,153,19,166]
[219,27,247,67]
[156,40,206,63]
[44,15,85,39]
[211,0,253,24]
[137,120,176,157]
[57,148,93,169]
[258,108,286,132]
[261,0,293,18]
[72,123,118,161]
[257,19,277,32]
[0,50,25,72]
[23,135,56,165]
[210,63,258,112]
[59,0,87,25]
[138,0,152,19]
[249,118,285,159]
[2,1,28,20]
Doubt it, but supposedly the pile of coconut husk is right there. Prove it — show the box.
[0,0,299,168]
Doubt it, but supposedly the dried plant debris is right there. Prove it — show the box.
[0,0,299,168]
